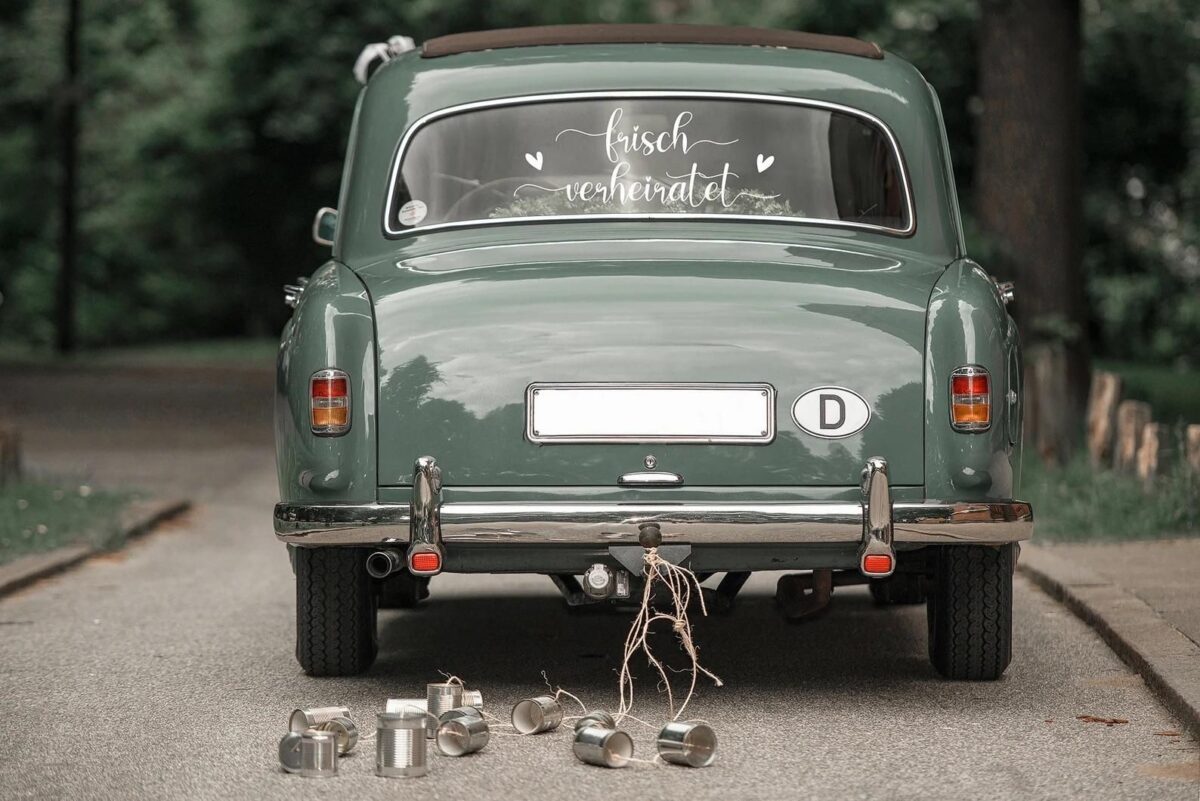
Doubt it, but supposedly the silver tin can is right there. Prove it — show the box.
[438,706,483,724]
[384,697,427,714]
[316,716,359,755]
[299,728,339,778]
[425,682,463,738]
[376,710,428,778]
[510,695,563,735]
[278,731,303,774]
[289,705,350,733]
[436,714,490,756]
[656,721,718,767]
[573,710,617,733]
[573,725,634,768]
[461,688,484,709]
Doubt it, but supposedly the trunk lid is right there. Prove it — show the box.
[357,234,941,487]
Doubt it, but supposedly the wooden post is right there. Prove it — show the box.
[0,426,21,487]
[1186,424,1200,474]
[1085,370,1122,467]
[1135,423,1164,489]
[1114,400,1152,473]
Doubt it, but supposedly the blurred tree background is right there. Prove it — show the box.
[0,0,1196,363]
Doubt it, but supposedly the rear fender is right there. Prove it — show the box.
[275,261,377,503]
[924,259,1019,500]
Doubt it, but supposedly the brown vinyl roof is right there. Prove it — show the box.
[421,23,883,60]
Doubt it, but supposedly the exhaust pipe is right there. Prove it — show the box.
[366,549,403,579]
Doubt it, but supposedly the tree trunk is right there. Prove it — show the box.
[57,0,81,354]
[976,0,1088,464]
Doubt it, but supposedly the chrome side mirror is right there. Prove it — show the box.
[312,207,338,247]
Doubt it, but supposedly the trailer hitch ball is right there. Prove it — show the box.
[638,523,663,548]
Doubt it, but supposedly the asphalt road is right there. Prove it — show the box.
[1,367,1197,800]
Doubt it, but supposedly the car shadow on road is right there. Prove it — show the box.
[368,583,936,697]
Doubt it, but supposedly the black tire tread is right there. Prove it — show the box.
[928,544,1013,680]
[295,547,377,676]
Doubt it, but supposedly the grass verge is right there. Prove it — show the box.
[1023,451,1199,542]
[0,480,132,566]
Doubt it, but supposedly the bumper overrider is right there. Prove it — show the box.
[275,456,1033,579]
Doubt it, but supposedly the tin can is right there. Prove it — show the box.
[299,728,339,778]
[376,710,428,778]
[573,725,634,768]
[510,696,563,735]
[278,731,303,774]
[439,706,483,723]
[461,688,484,709]
[289,705,350,733]
[425,683,463,738]
[436,714,490,756]
[384,698,427,715]
[656,721,718,767]
[316,716,359,755]
[573,710,617,733]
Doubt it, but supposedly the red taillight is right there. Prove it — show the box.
[861,553,894,576]
[311,369,350,436]
[409,551,442,574]
[950,366,990,432]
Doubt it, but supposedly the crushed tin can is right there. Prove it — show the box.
[656,721,718,767]
[573,710,617,733]
[376,709,428,778]
[289,705,351,733]
[510,695,563,735]
[298,728,339,778]
[316,716,359,755]
[573,725,634,768]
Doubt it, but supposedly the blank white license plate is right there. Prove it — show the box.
[526,383,776,444]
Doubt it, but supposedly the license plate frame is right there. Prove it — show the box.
[525,382,776,445]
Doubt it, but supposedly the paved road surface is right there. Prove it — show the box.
[1,367,1196,799]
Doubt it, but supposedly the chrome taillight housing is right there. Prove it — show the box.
[311,368,351,436]
[949,365,990,432]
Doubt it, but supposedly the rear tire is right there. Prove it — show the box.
[869,573,927,605]
[295,547,378,676]
[927,544,1013,680]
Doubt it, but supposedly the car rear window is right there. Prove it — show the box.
[384,93,913,236]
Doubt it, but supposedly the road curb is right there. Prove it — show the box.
[0,499,191,598]
[1019,544,1200,737]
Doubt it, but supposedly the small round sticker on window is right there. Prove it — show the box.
[398,199,427,227]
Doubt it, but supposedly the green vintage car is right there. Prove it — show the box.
[275,24,1032,679]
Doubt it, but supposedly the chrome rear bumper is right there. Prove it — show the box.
[274,457,1033,549]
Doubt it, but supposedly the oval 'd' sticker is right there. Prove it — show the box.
[792,387,871,439]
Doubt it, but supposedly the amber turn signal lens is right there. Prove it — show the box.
[410,551,442,573]
[862,553,893,575]
[949,366,990,432]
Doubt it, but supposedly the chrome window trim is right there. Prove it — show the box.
[524,381,777,445]
[381,90,917,238]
